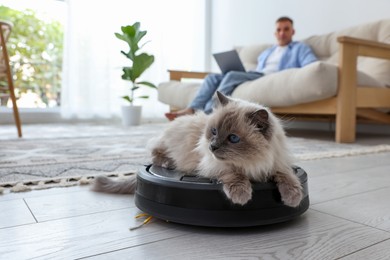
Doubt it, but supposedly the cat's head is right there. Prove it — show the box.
[202,91,274,164]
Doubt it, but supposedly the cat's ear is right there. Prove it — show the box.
[216,91,231,106]
[248,109,270,134]
[249,109,268,121]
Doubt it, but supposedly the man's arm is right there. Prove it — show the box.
[299,43,318,67]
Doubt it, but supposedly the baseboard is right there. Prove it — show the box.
[0,108,167,125]
[0,107,62,124]
[1,108,389,135]
[285,120,390,135]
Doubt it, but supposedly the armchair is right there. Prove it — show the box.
[158,19,390,143]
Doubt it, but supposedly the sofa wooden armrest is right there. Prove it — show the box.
[168,70,210,81]
[335,36,390,142]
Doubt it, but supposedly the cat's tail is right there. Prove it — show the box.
[92,174,137,194]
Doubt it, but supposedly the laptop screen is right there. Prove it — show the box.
[213,50,246,74]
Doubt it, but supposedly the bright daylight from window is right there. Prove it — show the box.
[0,0,65,108]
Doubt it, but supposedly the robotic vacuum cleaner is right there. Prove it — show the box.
[135,165,309,227]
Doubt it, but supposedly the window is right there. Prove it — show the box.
[1,0,208,121]
[0,0,65,108]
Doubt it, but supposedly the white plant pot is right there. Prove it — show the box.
[121,105,142,126]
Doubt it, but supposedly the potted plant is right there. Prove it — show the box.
[115,22,156,126]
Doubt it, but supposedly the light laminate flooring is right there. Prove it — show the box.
[1,127,390,259]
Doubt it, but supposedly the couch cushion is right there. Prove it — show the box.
[303,19,390,87]
[231,61,338,107]
[236,44,271,71]
[158,61,385,109]
[158,81,201,109]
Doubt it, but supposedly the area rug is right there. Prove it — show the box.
[1,123,389,193]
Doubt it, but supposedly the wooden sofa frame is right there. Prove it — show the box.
[167,36,390,143]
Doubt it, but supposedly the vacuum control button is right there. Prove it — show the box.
[181,176,213,183]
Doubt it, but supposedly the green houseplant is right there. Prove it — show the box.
[115,22,156,125]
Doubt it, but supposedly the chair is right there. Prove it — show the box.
[0,20,22,137]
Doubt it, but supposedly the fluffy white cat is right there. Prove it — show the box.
[93,91,303,207]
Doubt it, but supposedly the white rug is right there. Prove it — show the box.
[1,123,389,193]
[287,137,390,160]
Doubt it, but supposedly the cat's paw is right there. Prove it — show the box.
[223,182,252,206]
[277,183,303,207]
[152,156,175,169]
[161,161,176,170]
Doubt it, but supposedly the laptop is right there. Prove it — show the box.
[213,50,246,74]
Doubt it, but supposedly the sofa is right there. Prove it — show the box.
[157,19,390,143]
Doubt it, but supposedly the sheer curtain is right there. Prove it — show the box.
[61,0,207,119]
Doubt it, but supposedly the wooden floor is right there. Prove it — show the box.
[1,129,390,259]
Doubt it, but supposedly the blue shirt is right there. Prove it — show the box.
[255,41,317,73]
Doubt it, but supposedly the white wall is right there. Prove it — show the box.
[210,0,390,54]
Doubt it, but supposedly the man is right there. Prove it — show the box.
[165,16,317,121]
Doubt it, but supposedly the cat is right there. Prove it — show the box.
[93,91,303,207]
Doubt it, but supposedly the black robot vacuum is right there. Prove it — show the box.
[134,165,309,227]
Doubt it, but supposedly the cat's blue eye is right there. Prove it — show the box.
[228,134,240,143]
[211,127,217,135]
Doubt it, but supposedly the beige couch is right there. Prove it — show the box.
[158,19,390,143]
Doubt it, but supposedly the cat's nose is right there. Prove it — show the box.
[209,143,219,151]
